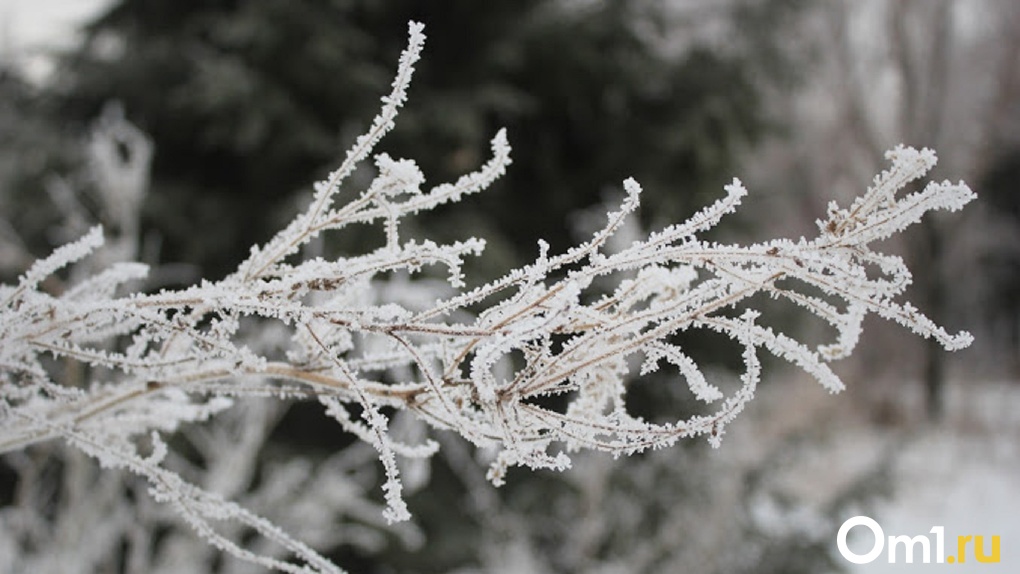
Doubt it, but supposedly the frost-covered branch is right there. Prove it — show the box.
[0,21,973,573]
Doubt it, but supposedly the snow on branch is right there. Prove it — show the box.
[0,20,974,573]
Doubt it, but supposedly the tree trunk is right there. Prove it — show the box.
[920,217,947,420]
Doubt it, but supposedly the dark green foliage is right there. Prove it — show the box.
[0,70,80,273]
[51,0,777,280]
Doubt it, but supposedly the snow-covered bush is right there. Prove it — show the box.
[0,22,974,573]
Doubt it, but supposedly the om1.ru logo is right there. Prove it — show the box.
[837,516,1001,565]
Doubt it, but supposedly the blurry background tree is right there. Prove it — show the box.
[973,0,1020,378]
[44,0,798,280]
[981,145,1020,375]
[739,0,1020,419]
[0,64,78,275]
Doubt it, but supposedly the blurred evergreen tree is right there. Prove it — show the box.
[0,67,79,275]
[979,150,1020,372]
[50,0,787,281]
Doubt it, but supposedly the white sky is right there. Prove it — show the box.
[0,0,111,79]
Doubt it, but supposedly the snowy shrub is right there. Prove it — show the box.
[0,22,974,573]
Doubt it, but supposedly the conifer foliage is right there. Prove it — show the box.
[0,22,973,573]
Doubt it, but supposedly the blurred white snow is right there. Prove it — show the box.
[841,382,1020,573]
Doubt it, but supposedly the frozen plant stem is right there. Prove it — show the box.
[0,20,973,573]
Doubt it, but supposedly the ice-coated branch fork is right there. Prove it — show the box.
[0,20,974,574]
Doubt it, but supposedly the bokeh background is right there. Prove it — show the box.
[1,1,1017,572]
